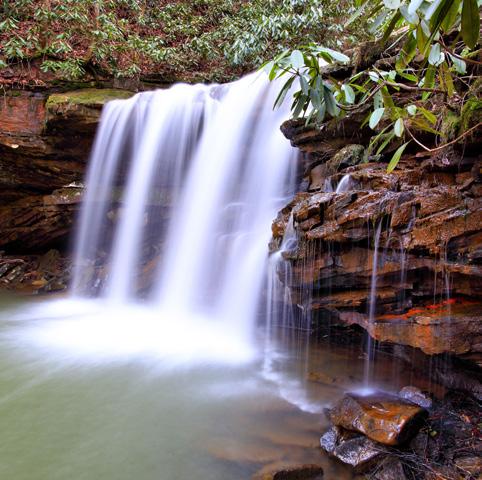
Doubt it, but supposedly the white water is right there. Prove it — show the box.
[19,73,298,365]
[363,219,383,386]
[335,174,352,193]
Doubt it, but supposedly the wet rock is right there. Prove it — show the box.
[0,253,71,294]
[271,159,482,361]
[273,118,482,363]
[320,426,387,472]
[328,393,428,446]
[319,426,341,454]
[343,298,482,357]
[252,464,324,480]
[399,386,433,409]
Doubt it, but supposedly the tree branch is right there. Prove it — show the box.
[407,122,482,155]
[383,81,445,94]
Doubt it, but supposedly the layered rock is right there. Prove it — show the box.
[272,119,482,363]
[0,88,134,253]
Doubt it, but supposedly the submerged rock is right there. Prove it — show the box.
[327,393,428,446]
[320,426,387,472]
[252,463,324,480]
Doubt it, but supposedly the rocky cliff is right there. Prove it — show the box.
[271,115,481,366]
[0,86,133,292]
[0,80,481,368]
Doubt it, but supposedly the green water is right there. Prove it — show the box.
[0,298,436,480]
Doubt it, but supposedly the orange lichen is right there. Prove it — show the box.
[378,298,478,322]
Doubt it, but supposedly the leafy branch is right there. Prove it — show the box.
[266,0,481,172]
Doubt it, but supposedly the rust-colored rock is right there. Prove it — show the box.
[0,88,133,254]
[271,121,482,361]
[252,464,324,480]
[0,92,45,136]
[328,393,428,446]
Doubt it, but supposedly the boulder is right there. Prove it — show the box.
[320,426,387,472]
[327,393,428,446]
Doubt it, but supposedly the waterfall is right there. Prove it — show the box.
[64,73,297,362]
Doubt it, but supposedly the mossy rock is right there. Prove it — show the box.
[458,78,482,144]
[440,108,461,142]
[460,97,482,143]
[46,88,134,111]
[326,144,365,174]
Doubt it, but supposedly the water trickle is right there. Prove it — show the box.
[335,174,352,193]
[363,219,383,387]
[323,178,334,193]
[266,213,298,335]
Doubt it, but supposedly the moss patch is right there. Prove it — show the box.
[440,109,461,142]
[46,89,134,110]
[460,97,482,132]
[459,97,482,146]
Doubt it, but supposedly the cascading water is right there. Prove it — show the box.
[25,72,297,364]
[335,174,352,193]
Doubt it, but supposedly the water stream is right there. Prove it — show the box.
[0,74,444,478]
[363,219,383,387]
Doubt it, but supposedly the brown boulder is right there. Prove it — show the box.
[328,393,428,446]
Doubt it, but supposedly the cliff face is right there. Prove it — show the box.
[0,87,134,293]
[272,118,481,365]
[0,88,134,252]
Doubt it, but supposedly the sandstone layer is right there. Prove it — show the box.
[0,88,134,253]
[272,118,481,363]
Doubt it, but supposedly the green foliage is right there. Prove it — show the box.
[224,0,359,66]
[0,0,364,82]
[268,0,481,172]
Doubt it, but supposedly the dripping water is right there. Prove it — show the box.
[363,219,383,387]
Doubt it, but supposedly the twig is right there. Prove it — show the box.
[406,126,432,151]
[384,81,445,94]
[438,41,482,66]
[407,122,482,153]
